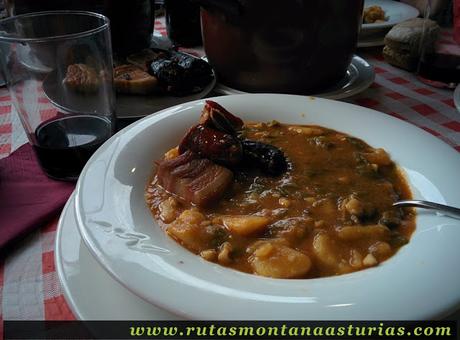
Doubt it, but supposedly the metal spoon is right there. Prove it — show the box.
[393,200,460,219]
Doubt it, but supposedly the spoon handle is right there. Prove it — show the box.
[393,200,460,219]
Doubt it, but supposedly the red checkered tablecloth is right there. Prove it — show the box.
[0,18,459,327]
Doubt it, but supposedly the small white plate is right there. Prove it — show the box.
[362,0,420,31]
[74,94,460,320]
[215,56,375,100]
[55,193,181,320]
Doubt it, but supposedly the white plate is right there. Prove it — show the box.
[214,56,375,100]
[362,0,420,31]
[55,193,181,320]
[75,94,460,320]
[57,195,460,321]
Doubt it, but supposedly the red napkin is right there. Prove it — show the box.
[0,144,74,250]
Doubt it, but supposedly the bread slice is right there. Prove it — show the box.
[384,18,440,57]
[114,65,159,95]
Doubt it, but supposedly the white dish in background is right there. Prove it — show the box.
[358,31,385,48]
[358,38,385,48]
[55,193,181,320]
[215,56,374,100]
[358,0,420,47]
[362,0,420,31]
[75,94,460,320]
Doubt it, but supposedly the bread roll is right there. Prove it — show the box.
[382,45,418,71]
[384,18,440,57]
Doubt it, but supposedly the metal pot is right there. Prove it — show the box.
[198,0,364,94]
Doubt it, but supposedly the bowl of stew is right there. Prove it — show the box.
[75,94,460,320]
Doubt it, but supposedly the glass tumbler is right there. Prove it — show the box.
[0,11,115,180]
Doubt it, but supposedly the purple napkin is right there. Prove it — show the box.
[0,144,74,250]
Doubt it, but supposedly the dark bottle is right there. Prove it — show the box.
[165,0,202,47]
[33,115,112,180]
[5,0,154,56]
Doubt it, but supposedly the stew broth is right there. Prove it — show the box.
[146,121,415,279]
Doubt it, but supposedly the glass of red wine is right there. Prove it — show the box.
[0,11,115,181]
[417,0,460,89]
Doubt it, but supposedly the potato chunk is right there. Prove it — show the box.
[221,215,270,236]
[249,242,311,278]
[344,197,364,216]
[178,209,206,225]
[337,225,390,241]
[363,253,378,267]
[288,126,324,136]
[312,198,337,217]
[167,223,202,252]
[364,148,392,166]
[158,197,179,223]
[166,209,208,252]
[218,242,233,265]
[164,146,179,160]
[200,249,217,262]
[369,241,392,261]
[312,233,338,267]
[350,249,363,268]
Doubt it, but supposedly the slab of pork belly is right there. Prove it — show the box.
[156,150,233,207]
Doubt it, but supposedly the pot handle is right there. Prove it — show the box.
[190,0,242,17]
